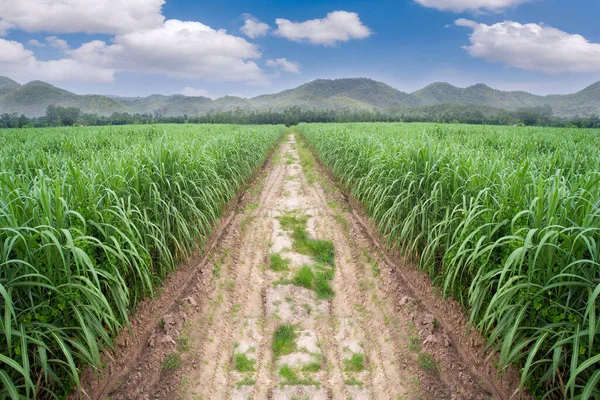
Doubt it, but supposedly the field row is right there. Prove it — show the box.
[0,125,284,398]
[299,122,600,399]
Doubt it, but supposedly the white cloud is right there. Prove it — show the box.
[456,19,600,73]
[0,0,165,34]
[241,14,270,39]
[46,36,69,52]
[0,19,12,35]
[178,87,210,97]
[27,39,44,47]
[415,0,531,12]
[275,11,371,46]
[266,58,301,74]
[68,19,266,83]
[0,38,115,83]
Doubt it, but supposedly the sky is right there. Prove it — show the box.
[0,0,599,98]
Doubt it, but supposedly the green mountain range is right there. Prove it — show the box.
[1,76,598,118]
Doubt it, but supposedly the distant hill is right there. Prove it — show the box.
[112,94,252,116]
[0,77,21,96]
[1,76,598,118]
[0,80,128,117]
[252,78,420,111]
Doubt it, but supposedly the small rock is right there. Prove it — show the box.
[160,335,176,345]
[162,314,175,325]
[399,296,413,306]
[423,334,438,345]
[442,333,451,347]
[423,314,435,325]
[148,332,157,347]
[184,296,197,307]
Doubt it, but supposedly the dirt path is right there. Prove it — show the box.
[82,133,520,400]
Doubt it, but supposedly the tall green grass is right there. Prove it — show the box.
[0,124,284,398]
[300,122,600,399]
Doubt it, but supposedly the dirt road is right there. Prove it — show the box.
[82,133,520,400]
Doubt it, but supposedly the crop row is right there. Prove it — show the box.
[0,124,284,398]
[300,122,600,399]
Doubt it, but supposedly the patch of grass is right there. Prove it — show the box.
[234,353,256,372]
[177,335,190,351]
[314,264,334,280]
[292,265,314,290]
[277,212,335,266]
[272,276,291,287]
[296,136,317,185]
[291,265,334,300]
[246,202,259,210]
[278,365,321,387]
[161,352,182,372]
[370,261,380,277]
[344,377,365,388]
[292,227,335,266]
[302,303,312,314]
[314,271,334,300]
[334,212,349,230]
[269,253,290,271]
[418,353,438,371]
[273,325,297,357]
[278,214,308,231]
[301,362,322,372]
[279,365,296,380]
[236,377,256,388]
[408,322,421,352]
[344,353,365,372]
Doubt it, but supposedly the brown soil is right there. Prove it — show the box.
[76,133,525,400]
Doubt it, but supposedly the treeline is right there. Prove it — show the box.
[1,104,599,129]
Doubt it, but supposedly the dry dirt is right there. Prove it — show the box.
[77,133,524,400]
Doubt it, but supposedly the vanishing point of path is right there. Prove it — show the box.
[81,133,519,400]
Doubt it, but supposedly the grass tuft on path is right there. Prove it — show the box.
[344,353,365,372]
[234,353,256,372]
[291,265,334,300]
[269,253,291,271]
[273,325,297,357]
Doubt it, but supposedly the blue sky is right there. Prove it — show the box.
[1,0,599,98]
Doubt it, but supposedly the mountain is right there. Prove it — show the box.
[0,76,599,118]
[413,82,541,109]
[0,77,21,96]
[0,81,128,117]
[546,82,600,117]
[252,78,420,111]
[112,94,251,115]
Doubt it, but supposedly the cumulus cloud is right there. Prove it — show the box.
[0,19,12,35]
[241,14,270,38]
[0,1,309,85]
[0,19,268,85]
[67,20,265,83]
[0,38,115,83]
[27,39,44,47]
[46,36,69,52]
[275,11,371,46]
[415,0,531,12]
[456,19,600,73]
[178,87,210,97]
[266,58,301,74]
[0,0,165,34]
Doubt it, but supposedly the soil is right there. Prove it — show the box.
[76,133,525,400]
